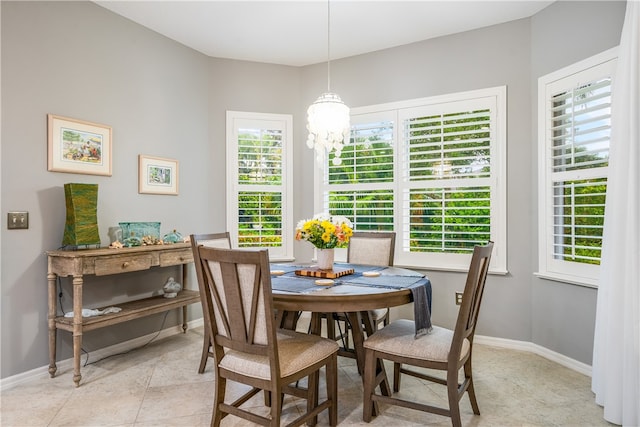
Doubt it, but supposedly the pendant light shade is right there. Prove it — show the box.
[307,1,350,166]
[306,92,350,165]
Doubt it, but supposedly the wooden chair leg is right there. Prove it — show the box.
[199,330,211,374]
[327,354,338,426]
[212,376,226,427]
[464,359,480,415]
[362,349,376,422]
[307,370,319,426]
[270,389,282,427]
[447,369,462,427]
[393,362,401,392]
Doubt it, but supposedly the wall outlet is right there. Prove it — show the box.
[8,212,29,229]
[455,291,463,305]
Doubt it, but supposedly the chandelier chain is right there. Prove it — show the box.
[327,0,331,92]
[306,0,350,166]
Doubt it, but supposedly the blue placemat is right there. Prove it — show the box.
[333,263,385,274]
[379,266,424,277]
[341,275,425,289]
[270,275,331,293]
[269,264,300,274]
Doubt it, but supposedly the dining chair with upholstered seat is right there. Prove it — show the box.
[347,231,396,330]
[362,241,493,427]
[190,241,339,426]
[191,232,232,374]
[324,231,396,356]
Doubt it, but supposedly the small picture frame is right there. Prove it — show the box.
[138,155,179,195]
[47,114,112,176]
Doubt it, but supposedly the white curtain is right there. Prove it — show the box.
[592,1,640,426]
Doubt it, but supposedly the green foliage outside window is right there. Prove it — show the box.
[556,178,606,265]
[237,129,284,247]
[325,109,493,254]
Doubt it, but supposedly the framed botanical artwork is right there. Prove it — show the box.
[47,114,112,176]
[138,155,179,195]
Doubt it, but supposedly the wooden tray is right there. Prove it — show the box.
[295,266,354,279]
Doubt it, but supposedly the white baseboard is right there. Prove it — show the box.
[1,320,591,391]
[475,334,592,377]
[0,318,204,392]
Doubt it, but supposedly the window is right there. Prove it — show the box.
[537,48,617,286]
[226,111,293,260]
[317,87,507,273]
[325,112,396,231]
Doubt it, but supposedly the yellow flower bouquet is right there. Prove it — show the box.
[295,213,353,249]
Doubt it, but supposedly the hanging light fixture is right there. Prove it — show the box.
[306,0,350,166]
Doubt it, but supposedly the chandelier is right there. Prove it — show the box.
[306,0,350,166]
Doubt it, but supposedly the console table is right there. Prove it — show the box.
[46,243,199,387]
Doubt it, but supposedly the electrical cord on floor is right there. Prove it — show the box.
[56,277,171,367]
[83,311,170,367]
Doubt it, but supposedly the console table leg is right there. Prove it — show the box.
[181,264,189,333]
[47,273,58,378]
[72,275,83,387]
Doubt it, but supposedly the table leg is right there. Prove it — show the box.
[278,310,301,330]
[47,273,58,378]
[346,311,392,397]
[72,275,83,387]
[309,312,322,336]
[345,312,366,374]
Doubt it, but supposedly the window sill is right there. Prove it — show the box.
[395,263,508,276]
[533,272,598,289]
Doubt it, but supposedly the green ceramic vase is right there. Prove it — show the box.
[62,183,100,248]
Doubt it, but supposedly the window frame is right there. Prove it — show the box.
[226,111,294,261]
[315,86,507,273]
[536,48,617,287]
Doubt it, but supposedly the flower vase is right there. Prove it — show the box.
[316,248,335,270]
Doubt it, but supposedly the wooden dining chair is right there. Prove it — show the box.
[347,231,396,329]
[323,231,397,358]
[362,242,493,427]
[190,232,231,374]
[191,243,339,427]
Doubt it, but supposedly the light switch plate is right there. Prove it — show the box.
[8,212,29,229]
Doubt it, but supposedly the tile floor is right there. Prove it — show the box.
[1,326,609,427]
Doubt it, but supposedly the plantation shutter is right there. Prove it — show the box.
[399,96,498,268]
[549,79,611,265]
[316,87,506,272]
[538,50,616,285]
[227,112,293,260]
[324,114,395,231]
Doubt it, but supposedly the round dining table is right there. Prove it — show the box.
[269,262,432,398]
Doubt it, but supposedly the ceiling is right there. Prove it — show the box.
[94,0,554,67]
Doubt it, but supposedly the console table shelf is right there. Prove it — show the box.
[47,243,198,387]
[53,290,200,332]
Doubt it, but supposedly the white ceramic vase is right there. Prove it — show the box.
[316,248,335,270]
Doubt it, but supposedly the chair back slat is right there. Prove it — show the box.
[201,259,232,341]
[218,259,252,344]
[347,231,396,266]
[450,242,493,361]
